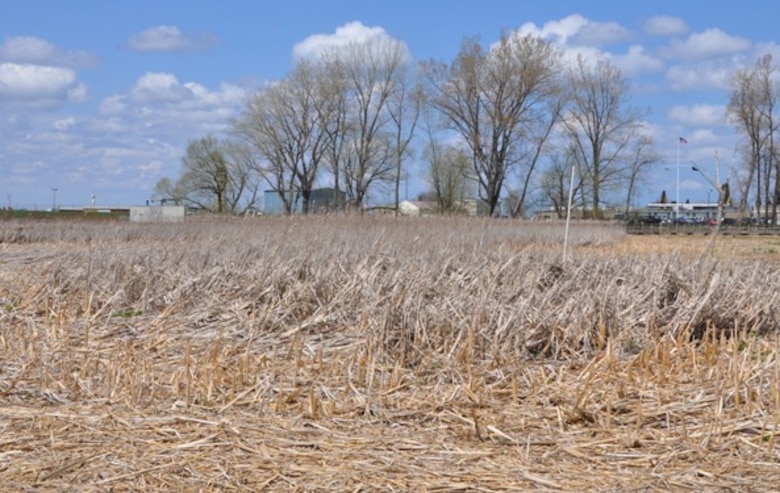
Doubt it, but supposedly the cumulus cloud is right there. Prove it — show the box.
[0,37,94,108]
[643,16,689,37]
[571,20,632,47]
[516,14,589,45]
[516,15,631,47]
[612,45,665,77]
[52,117,77,131]
[128,25,216,52]
[512,15,660,77]
[752,41,780,61]
[0,36,98,68]
[0,66,252,207]
[130,72,195,103]
[660,28,750,61]
[665,62,735,91]
[98,72,248,139]
[0,63,87,103]
[667,104,728,127]
[293,21,409,60]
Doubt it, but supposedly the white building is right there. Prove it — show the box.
[129,205,185,222]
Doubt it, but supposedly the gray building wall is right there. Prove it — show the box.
[129,205,185,222]
[264,188,345,215]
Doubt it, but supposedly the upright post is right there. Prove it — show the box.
[563,164,576,263]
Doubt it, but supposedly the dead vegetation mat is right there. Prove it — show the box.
[1,217,779,492]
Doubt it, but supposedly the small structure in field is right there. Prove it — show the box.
[129,205,185,222]
[264,188,346,215]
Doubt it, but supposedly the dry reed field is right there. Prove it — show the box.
[1,217,779,492]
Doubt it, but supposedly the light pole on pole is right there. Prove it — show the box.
[51,188,58,211]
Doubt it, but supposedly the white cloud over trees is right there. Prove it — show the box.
[293,21,410,60]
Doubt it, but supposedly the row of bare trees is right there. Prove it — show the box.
[156,31,659,217]
[728,54,780,223]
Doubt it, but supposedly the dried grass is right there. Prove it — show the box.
[1,216,779,491]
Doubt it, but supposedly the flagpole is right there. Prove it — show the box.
[676,138,680,222]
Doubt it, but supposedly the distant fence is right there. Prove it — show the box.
[626,223,780,236]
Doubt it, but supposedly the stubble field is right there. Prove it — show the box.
[1,217,779,492]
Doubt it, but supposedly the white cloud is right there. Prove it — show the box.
[293,21,409,60]
[665,62,734,90]
[98,96,127,115]
[98,72,248,139]
[511,15,662,78]
[52,117,77,131]
[752,42,780,61]
[571,21,632,47]
[667,104,728,127]
[1,68,251,207]
[128,25,216,52]
[0,63,86,103]
[0,37,94,107]
[0,36,98,68]
[517,15,589,45]
[516,15,631,47]
[643,16,689,37]
[138,160,163,177]
[661,28,750,61]
[67,82,89,103]
[130,72,195,103]
[612,45,665,77]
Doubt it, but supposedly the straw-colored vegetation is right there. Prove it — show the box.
[1,217,779,492]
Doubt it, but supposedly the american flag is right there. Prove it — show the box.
[679,137,688,144]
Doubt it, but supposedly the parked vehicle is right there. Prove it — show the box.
[626,215,662,225]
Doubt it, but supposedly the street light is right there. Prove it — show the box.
[51,188,58,211]
[691,153,729,224]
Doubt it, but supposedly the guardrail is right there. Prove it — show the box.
[625,223,780,235]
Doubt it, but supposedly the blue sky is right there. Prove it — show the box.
[1,0,777,209]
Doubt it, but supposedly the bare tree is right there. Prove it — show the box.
[322,37,407,207]
[507,91,567,218]
[156,135,259,214]
[234,60,329,214]
[153,177,179,204]
[319,57,352,210]
[423,142,474,214]
[223,140,261,214]
[728,54,780,222]
[421,32,563,216]
[387,65,423,214]
[563,55,646,218]
[624,134,660,215]
[538,147,583,219]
